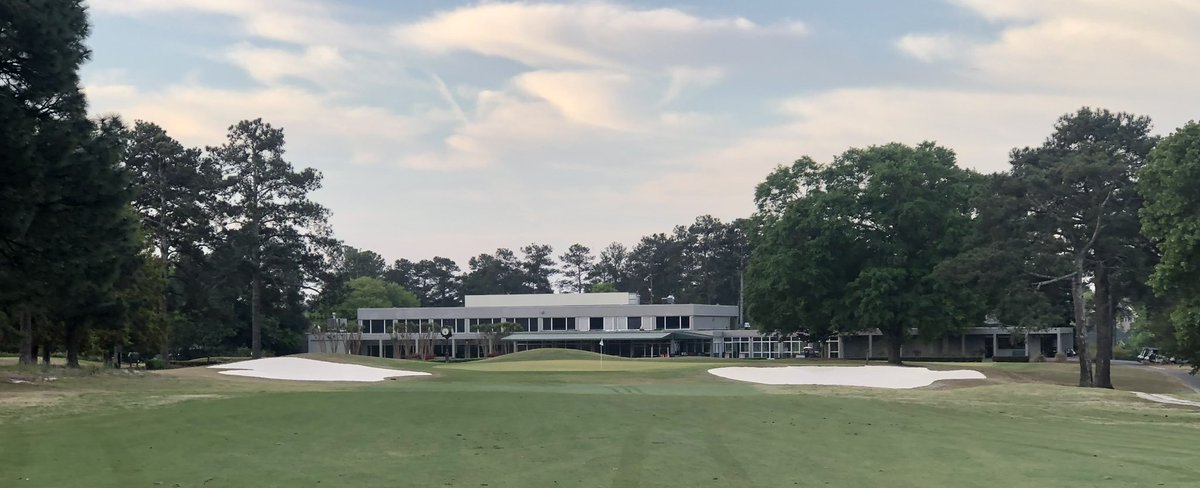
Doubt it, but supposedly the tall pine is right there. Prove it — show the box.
[209,119,332,358]
[1,1,137,366]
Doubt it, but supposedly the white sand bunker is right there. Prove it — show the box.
[1134,392,1200,408]
[708,365,986,389]
[209,357,429,382]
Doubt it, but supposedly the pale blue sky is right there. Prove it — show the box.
[81,0,1200,265]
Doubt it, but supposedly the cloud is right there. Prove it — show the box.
[927,0,1200,92]
[91,0,1200,267]
[896,34,961,62]
[659,66,725,106]
[226,44,350,86]
[512,70,640,130]
[89,0,380,50]
[84,82,426,168]
[393,2,804,70]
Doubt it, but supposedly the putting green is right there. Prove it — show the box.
[440,358,713,372]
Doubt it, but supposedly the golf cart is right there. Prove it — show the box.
[1137,347,1162,364]
[798,346,821,358]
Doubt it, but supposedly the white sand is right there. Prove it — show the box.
[1133,392,1200,408]
[707,365,986,389]
[209,357,429,382]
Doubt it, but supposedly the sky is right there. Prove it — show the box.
[81,0,1200,267]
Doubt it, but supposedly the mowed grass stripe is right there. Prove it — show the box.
[440,359,712,372]
[2,386,1197,488]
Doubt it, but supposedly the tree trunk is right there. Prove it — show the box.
[1070,269,1093,387]
[41,341,51,365]
[884,333,902,365]
[251,270,262,358]
[65,325,80,368]
[159,291,170,362]
[158,171,172,364]
[1094,265,1114,389]
[18,310,33,365]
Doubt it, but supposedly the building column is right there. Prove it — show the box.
[960,334,966,356]
[1024,333,1030,357]
[992,333,998,358]
[837,336,843,359]
[378,339,383,358]
[868,334,873,360]
[451,338,457,359]
[1056,332,1063,356]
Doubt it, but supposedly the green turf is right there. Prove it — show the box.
[2,351,1198,487]
[473,348,632,362]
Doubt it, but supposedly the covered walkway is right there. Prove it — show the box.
[502,331,713,357]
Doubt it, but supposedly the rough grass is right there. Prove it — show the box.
[917,361,1191,394]
[170,356,252,366]
[1,354,1198,487]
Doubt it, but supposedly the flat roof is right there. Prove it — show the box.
[357,303,739,320]
[502,331,713,341]
[465,292,638,307]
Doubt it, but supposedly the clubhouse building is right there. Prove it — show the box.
[308,292,1074,361]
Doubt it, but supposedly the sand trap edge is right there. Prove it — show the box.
[208,357,430,382]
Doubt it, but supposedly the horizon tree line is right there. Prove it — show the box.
[3,3,1197,380]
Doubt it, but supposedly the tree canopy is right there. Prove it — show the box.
[332,277,419,320]
[745,142,981,363]
[1139,120,1200,372]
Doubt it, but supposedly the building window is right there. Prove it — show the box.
[515,318,537,332]
[567,317,576,330]
[666,316,680,330]
[627,317,641,330]
[681,316,690,329]
[440,318,465,333]
[550,317,567,330]
[655,316,665,329]
[589,317,604,330]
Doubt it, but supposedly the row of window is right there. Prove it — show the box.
[357,316,694,334]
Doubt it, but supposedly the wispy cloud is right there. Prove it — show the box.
[84,0,1200,264]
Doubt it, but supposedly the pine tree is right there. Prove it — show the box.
[209,119,333,358]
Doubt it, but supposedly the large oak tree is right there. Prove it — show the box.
[1139,120,1200,373]
[745,142,981,364]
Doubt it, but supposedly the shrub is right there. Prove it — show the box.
[1054,353,1067,363]
[145,358,168,370]
[993,355,1030,363]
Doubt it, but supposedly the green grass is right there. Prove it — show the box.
[2,350,1198,487]
[442,358,707,372]
[474,348,632,362]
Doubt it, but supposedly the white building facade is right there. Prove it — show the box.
[308,293,1074,361]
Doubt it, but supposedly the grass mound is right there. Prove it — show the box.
[293,353,434,370]
[476,348,628,363]
[445,349,716,372]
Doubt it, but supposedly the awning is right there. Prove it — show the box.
[501,331,711,341]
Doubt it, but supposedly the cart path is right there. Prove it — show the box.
[1154,365,1200,393]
